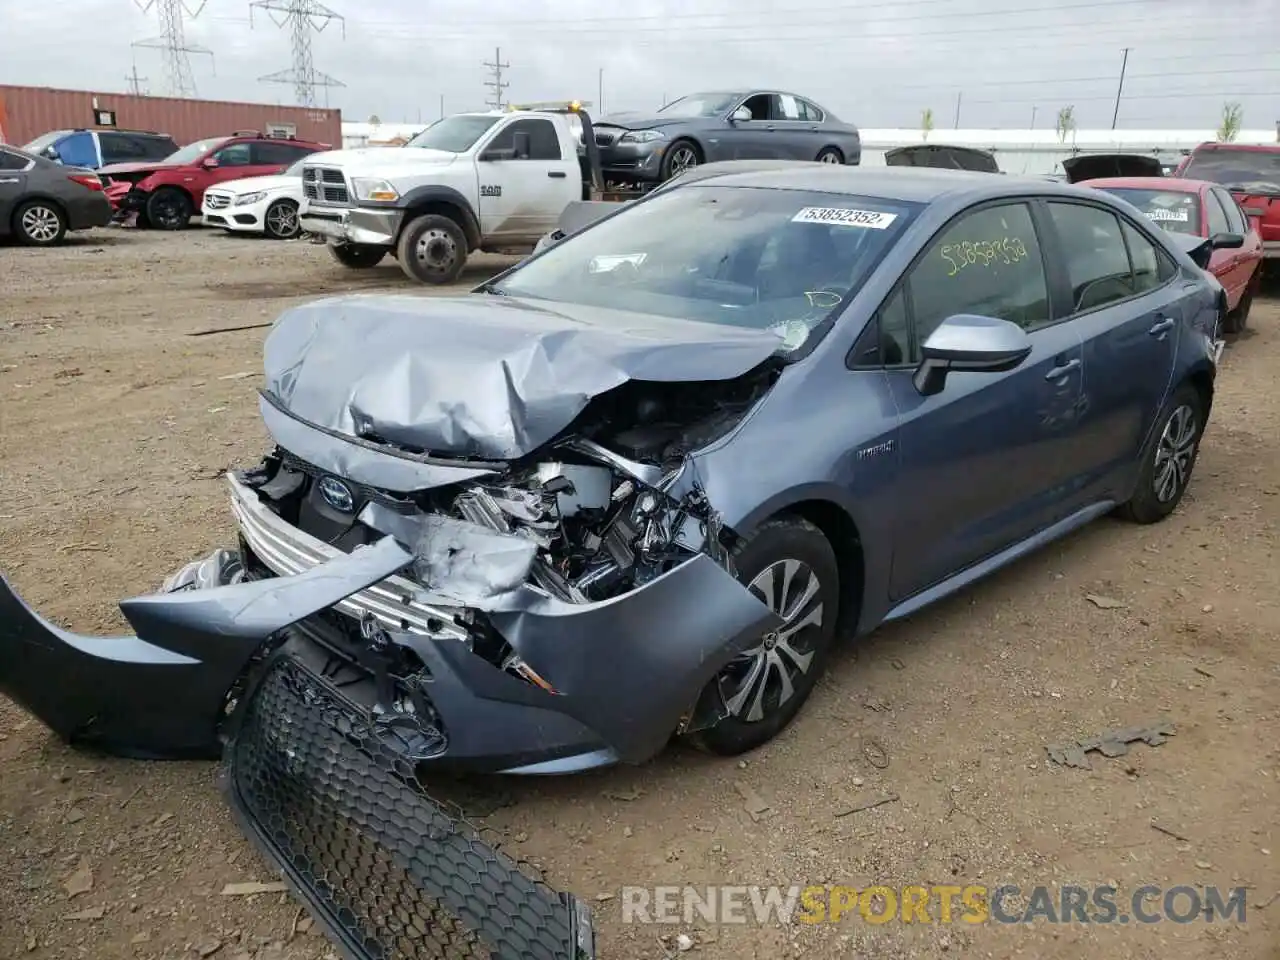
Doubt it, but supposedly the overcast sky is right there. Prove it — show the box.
[1,0,1277,130]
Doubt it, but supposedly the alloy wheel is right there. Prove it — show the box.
[668,146,698,177]
[267,203,298,238]
[818,152,842,164]
[153,199,185,229]
[20,205,60,243]
[414,228,458,277]
[1153,404,1197,503]
[720,559,825,723]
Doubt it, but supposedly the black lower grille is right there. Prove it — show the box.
[223,654,594,960]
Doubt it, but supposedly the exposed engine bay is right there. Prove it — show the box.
[235,366,778,697]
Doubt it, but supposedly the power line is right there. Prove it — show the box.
[250,0,346,107]
[483,47,510,110]
[131,0,213,98]
[125,64,149,96]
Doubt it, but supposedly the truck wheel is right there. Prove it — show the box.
[146,187,192,231]
[328,242,386,269]
[397,214,467,284]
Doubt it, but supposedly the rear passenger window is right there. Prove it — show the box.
[907,202,1050,345]
[1046,202,1135,312]
[1119,220,1168,295]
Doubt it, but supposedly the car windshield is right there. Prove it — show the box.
[658,93,742,118]
[1096,187,1201,234]
[489,185,919,356]
[1181,147,1280,196]
[163,138,227,165]
[404,115,500,152]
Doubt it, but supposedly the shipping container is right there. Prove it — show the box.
[0,84,341,149]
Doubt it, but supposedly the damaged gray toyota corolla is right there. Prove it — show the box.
[1,166,1219,777]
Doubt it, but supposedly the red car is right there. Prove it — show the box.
[1084,175,1264,332]
[98,131,328,230]
[1176,143,1280,269]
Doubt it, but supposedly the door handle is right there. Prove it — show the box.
[1044,357,1081,380]
[547,171,567,178]
[1148,317,1175,337]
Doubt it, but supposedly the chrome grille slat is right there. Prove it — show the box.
[227,474,468,641]
[301,165,350,206]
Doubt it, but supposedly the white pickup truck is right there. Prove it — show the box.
[299,102,623,284]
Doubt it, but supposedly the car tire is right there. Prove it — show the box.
[263,199,301,240]
[397,213,468,285]
[1222,289,1252,334]
[327,241,386,269]
[660,139,701,181]
[13,199,67,246]
[146,187,192,231]
[815,147,844,164]
[685,516,840,757]
[1116,383,1205,525]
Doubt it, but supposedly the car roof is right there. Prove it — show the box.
[1189,142,1280,154]
[1083,176,1209,192]
[680,164,1098,204]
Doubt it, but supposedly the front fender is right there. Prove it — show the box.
[0,536,414,759]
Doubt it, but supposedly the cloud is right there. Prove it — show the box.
[0,0,1275,129]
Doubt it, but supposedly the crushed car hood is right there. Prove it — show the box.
[262,294,784,461]
[210,173,298,195]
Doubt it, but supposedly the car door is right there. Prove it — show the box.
[1039,200,1182,503]
[0,148,33,232]
[1211,186,1259,298]
[772,93,821,160]
[206,141,259,185]
[870,200,1088,601]
[474,117,577,242]
[52,132,99,168]
[1201,185,1244,304]
[721,93,780,160]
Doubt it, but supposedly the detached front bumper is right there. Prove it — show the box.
[0,472,780,771]
[300,203,402,246]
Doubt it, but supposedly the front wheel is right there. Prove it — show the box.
[145,187,192,231]
[263,199,301,240]
[13,200,67,246]
[1116,384,1205,524]
[396,213,468,285]
[660,139,701,181]
[815,147,844,164]
[685,517,839,756]
[1222,288,1253,334]
[327,241,387,269]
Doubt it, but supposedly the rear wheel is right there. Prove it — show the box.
[396,213,468,284]
[815,147,844,164]
[145,187,192,231]
[13,200,67,246]
[686,517,839,756]
[328,241,386,269]
[1116,383,1205,524]
[263,199,301,240]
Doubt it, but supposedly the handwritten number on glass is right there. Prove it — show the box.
[940,237,1029,277]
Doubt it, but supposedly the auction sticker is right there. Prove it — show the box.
[1146,208,1190,222]
[792,207,898,229]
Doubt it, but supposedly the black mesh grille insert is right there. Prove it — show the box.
[223,654,593,960]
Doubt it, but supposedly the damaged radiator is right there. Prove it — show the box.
[221,651,596,960]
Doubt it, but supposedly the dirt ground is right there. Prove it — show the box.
[1,227,1278,960]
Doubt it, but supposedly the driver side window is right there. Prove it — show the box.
[212,142,252,166]
[739,93,773,121]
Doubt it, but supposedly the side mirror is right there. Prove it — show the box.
[912,314,1032,397]
[730,106,752,123]
[480,147,517,162]
[512,131,532,160]
[201,157,219,169]
[1209,232,1244,251]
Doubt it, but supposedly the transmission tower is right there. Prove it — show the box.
[132,0,213,98]
[484,47,510,110]
[250,0,345,107]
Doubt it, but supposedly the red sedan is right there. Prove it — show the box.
[1083,176,1263,333]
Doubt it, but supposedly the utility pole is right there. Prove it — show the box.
[1111,47,1131,130]
[250,0,346,107]
[439,94,444,119]
[131,0,212,98]
[1030,106,1037,129]
[125,64,149,96]
[953,91,962,129]
[484,47,510,110]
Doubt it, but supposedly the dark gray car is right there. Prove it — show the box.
[0,144,112,245]
[592,90,860,184]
